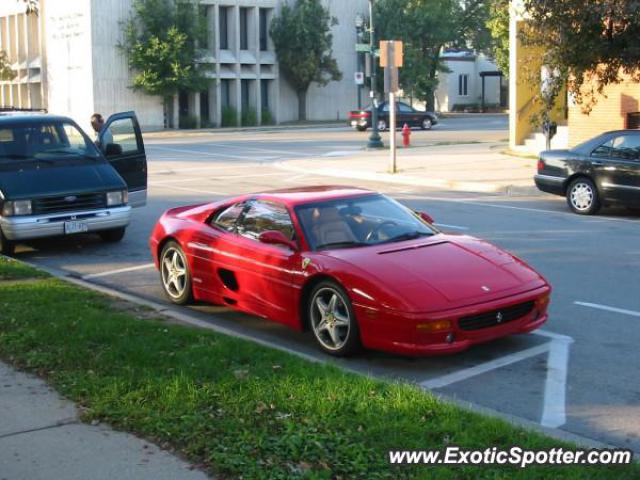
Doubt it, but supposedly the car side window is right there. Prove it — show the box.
[398,103,414,113]
[237,200,295,241]
[211,203,245,232]
[610,135,640,160]
[382,104,390,112]
[591,139,613,158]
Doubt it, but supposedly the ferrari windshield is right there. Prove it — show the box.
[0,121,100,161]
[296,194,437,250]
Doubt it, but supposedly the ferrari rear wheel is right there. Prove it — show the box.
[308,281,361,356]
[160,241,193,305]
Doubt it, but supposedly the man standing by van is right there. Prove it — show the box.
[90,113,113,151]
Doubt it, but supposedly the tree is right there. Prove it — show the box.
[522,0,640,113]
[119,0,208,127]
[487,0,509,76]
[376,0,491,110]
[0,51,15,81]
[270,0,342,121]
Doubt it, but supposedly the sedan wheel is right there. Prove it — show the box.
[308,281,361,356]
[567,177,601,215]
[160,241,193,305]
[377,119,387,131]
[421,118,433,130]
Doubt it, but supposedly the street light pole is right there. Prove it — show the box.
[367,0,383,149]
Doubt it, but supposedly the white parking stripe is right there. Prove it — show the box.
[574,301,640,318]
[150,145,277,161]
[419,343,550,389]
[150,172,288,186]
[434,223,469,230]
[541,337,572,428]
[82,263,155,280]
[150,184,226,195]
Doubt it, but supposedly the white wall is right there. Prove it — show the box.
[43,0,95,131]
[90,0,165,131]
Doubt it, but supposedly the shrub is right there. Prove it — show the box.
[241,108,258,127]
[178,114,198,129]
[221,106,238,127]
[261,109,274,125]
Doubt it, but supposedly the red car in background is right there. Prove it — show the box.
[149,186,550,357]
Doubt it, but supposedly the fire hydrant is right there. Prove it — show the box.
[402,123,411,148]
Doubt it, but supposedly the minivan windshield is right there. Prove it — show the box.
[296,194,438,250]
[0,121,101,161]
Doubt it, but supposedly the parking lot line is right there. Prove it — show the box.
[81,263,156,280]
[149,184,226,196]
[150,164,260,175]
[541,336,572,428]
[149,145,277,162]
[419,343,551,390]
[434,223,469,230]
[574,301,640,318]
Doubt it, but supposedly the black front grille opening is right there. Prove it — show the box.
[33,193,106,214]
[458,301,535,331]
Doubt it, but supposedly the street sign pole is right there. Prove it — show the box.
[367,0,383,149]
[387,42,397,173]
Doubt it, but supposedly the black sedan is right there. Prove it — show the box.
[348,101,438,132]
[535,130,640,214]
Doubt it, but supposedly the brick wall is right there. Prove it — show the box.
[568,72,640,146]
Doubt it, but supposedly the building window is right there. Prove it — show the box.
[458,74,468,96]
[240,7,249,50]
[259,9,269,51]
[200,89,210,125]
[261,79,270,111]
[241,79,250,110]
[221,80,231,108]
[219,6,229,50]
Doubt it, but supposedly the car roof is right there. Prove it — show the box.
[251,186,376,207]
[0,113,74,125]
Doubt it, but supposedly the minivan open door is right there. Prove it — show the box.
[99,111,147,207]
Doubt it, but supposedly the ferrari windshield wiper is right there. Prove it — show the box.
[382,231,432,244]
[315,241,368,250]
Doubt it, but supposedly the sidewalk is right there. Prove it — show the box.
[0,362,208,480]
[276,142,540,195]
[143,121,345,138]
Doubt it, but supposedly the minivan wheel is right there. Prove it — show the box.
[0,229,15,256]
[567,177,601,215]
[99,227,126,243]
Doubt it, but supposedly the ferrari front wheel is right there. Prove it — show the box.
[160,241,193,305]
[308,281,361,356]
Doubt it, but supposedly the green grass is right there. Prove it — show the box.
[0,257,49,280]
[0,273,637,479]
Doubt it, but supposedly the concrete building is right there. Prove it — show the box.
[0,0,369,132]
[435,50,506,113]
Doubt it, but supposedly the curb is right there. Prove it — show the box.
[274,162,540,196]
[8,256,630,456]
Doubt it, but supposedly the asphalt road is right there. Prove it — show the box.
[13,115,640,453]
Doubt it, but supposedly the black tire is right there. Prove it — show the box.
[159,241,193,305]
[0,228,15,256]
[99,227,126,243]
[356,125,367,132]
[307,280,361,356]
[421,117,433,130]
[377,119,387,131]
[566,177,601,215]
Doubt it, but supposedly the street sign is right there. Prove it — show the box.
[379,40,403,67]
[354,72,364,85]
[355,43,370,53]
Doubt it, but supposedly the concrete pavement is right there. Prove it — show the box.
[276,141,540,195]
[0,362,208,480]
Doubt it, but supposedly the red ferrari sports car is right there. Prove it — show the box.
[149,186,551,356]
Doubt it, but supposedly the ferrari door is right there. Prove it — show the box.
[99,112,147,207]
[231,200,301,325]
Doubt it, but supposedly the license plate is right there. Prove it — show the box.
[64,221,89,235]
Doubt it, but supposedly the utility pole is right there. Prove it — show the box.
[367,0,383,149]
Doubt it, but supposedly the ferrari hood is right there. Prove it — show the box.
[325,236,545,313]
